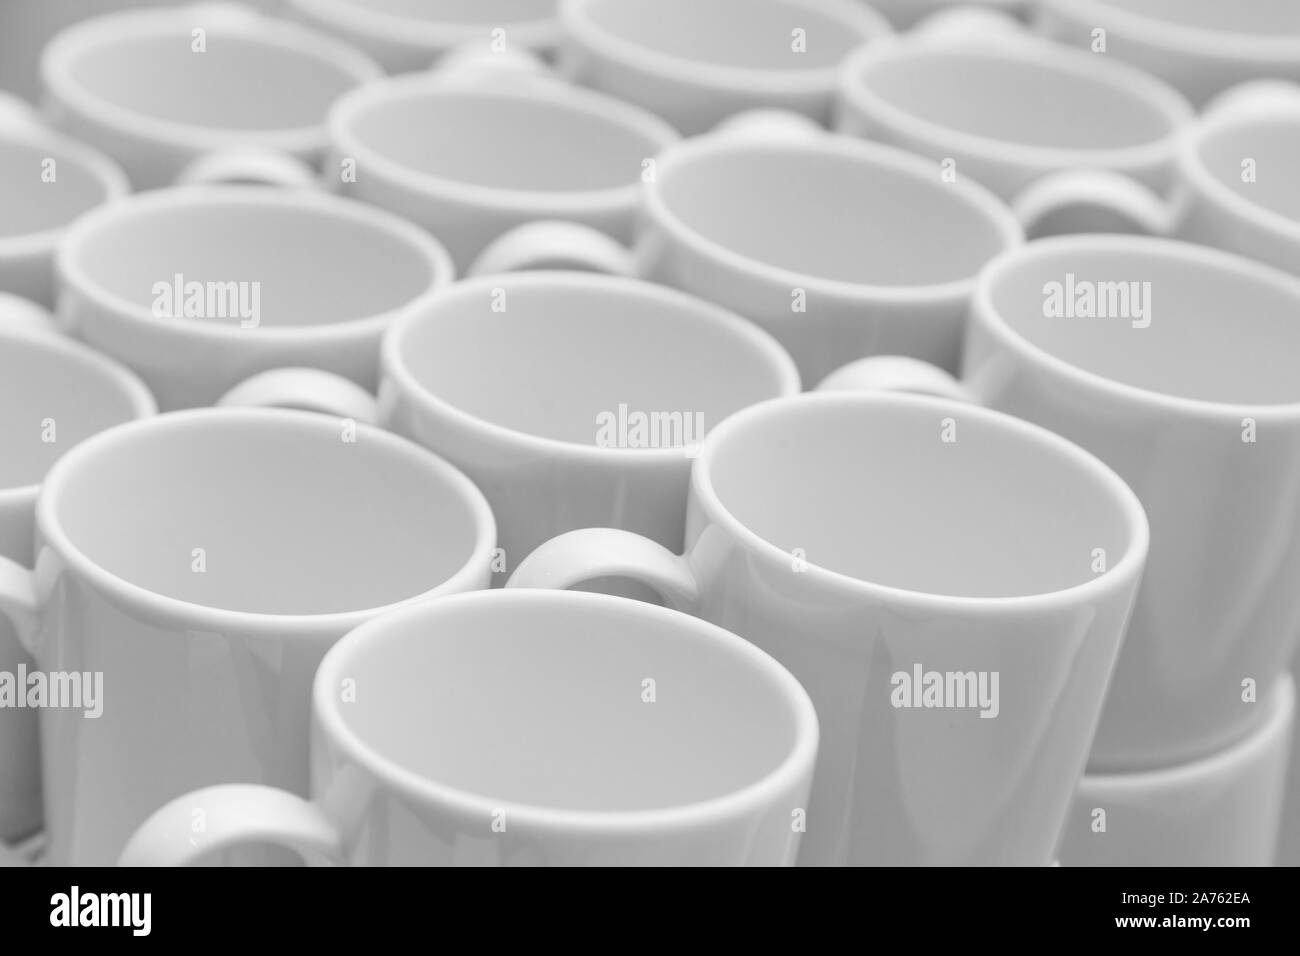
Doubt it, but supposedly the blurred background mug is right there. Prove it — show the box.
[836,16,1194,227]
[328,71,677,271]
[556,0,891,134]
[40,2,380,188]
[56,185,454,410]
[285,0,561,73]
[1035,0,1300,107]
[0,93,127,307]
[468,127,1033,389]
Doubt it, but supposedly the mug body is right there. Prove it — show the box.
[0,317,155,843]
[29,408,494,864]
[966,236,1300,768]
[56,186,454,410]
[639,133,1023,386]
[1059,675,1295,866]
[380,272,799,584]
[678,392,1148,864]
[40,3,380,188]
[329,75,677,271]
[558,0,890,135]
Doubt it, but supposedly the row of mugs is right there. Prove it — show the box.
[14,80,1300,391]
[10,6,1300,385]
[4,0,1299,147]
[5,223,1300,862]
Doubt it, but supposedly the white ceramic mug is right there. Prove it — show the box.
[284,0,561,73]
[0,407,496,865]
[509,391,1149,865]
[218,272,800,588]
[556,0,891,135]
[0,301,156,844]
[990,82,1300,276]
[836,16,1194,219]
[1059,675,1295,867]
[56,185,454,411]
[120,588,819,866]
[40,2,381,189]
[0,93,128,307]
[823,235,1300,770]
[327,71,678,271]
[467,127,1049,390]
[1034,0,1300,107]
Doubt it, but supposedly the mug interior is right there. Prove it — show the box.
[63,31,360,132]
[396,277,791,445]
[0,135,113,237]
[704,395,1137,598]
[329,592,804,812]
[851,48,1178,150]
[1110,0,1300,34]
[658,142,1013,285]
[0,336,142,488]
[986,241,1300,405]
[67,193,438,327]
[1197,118,1300,224]
[577,0,866,70]
[50,412,483,615]
[346,87,662,192]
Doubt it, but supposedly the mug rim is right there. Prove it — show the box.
[1179,110,1300,249]
[1080,674,1295,791]
[0,125,129,258]
[328,72,678,215]
[1040,0,1300,60]
[838,36,1193,173]
[690,390,1150,609]
[312,587,819,833]
[561,0,891,96]
[0,316,157,505]
[40,5,382,155]
[382,270,802,462]
[644,132,1024,302]
[285,0,562,55]
[33,407,497,636]
[974,234,1300,418]
[56,185,456,344]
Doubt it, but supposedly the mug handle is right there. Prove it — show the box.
[119,784,342,867]
[1009,169,1178,238]
[910,6,1029,44]
[506,528,701,611]
[174,148,325,189]
[216,368,380,424]
[1199,79,1300,122]
[0,557,39,655]
[467,108,822,276]
[433,41,553,83]
[815,354,977,402]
